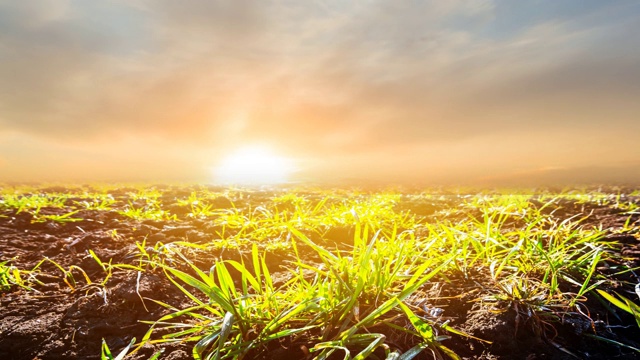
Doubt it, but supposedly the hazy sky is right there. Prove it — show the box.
[1,0,639,185]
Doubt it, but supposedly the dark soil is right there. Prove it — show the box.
[1,187,639,359]
[0,206,194,360]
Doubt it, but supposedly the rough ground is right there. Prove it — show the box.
[1,187,639,360]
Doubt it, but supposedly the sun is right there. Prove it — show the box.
[213,146,294,186]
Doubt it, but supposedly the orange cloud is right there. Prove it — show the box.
[1,1,639,184]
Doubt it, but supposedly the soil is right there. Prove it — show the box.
[0,187,639,359]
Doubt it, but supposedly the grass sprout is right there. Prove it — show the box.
[2,184,638,358]
[0,260,36,291]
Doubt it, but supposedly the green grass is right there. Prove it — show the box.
[1,184,639,358]
[0,260,32,291]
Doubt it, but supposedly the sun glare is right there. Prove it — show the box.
[213,146,294,185]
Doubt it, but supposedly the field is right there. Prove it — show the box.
[1,184,639,360]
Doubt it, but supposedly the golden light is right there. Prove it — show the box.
[213,146,294,185]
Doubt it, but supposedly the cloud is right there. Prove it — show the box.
[0,0,496,146]
[0,0,639,183]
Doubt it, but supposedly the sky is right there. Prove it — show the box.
[1,0,639,186]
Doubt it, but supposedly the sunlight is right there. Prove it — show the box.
[213,146,294,185]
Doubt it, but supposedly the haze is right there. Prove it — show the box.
[1,1,639,186]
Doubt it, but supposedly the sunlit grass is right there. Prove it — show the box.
[1,184,639,358]
[0,260,33,291]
